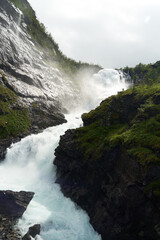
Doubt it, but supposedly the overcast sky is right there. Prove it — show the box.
[28,0,160,69]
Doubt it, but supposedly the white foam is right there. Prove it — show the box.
[0,69,129,239]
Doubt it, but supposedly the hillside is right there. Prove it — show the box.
[1,0,160,239]
[123,61,160,85]
[8,0,101,76]
[0,0,101,160]
[55,66,160,240]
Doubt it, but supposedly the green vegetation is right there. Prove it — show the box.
[0,74,30,138]
[123,61,160,85]
[75,83,160,165]
[8,0,101,76]
[75,121,107,160]
[145,178,160,197]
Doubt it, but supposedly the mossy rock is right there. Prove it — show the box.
[76,84,160,166]
[146,178,160,197]
[0,77,30,139]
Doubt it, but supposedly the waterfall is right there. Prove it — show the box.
[0,69,129,239]
[16,11,22,37]
[78,68,129,112]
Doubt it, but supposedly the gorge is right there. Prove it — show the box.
[0,68,129,239]
[0,0,160,240]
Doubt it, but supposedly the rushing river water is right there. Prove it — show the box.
[0,69,129,239]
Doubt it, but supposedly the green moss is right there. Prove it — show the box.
[75,121,107,160]
[123,118,160,147]
[146,178,160,197]
[127,147,159,166]
[75,120,129,161]
[106,124,128,147]
[76,83,160,166]
[0,81,30,139]
[112,116,160,165]
[0,83,17,104]
[0,109,30,138]
[82,96,112,124]
[32,101,38,108]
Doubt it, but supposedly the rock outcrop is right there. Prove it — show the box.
[22,224,41,240]
[0,190,34,218]
[0,0,102,162]
[0,190,34,239]
[0,71,66,162]
[55,84,160,240]
[0,0,70,161]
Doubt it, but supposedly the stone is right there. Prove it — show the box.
[22,224,41,240]
[22,233,31,240]
[0,190,34,219]
[28,224,41,237]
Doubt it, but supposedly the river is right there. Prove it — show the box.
[0,69,129,239]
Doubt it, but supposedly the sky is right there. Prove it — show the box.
[28,0,160,69]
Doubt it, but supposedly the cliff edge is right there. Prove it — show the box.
[55,84,160,240]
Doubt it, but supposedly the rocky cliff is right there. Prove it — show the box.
[0,0,75,110]
[0,0,101,161]
[0,0,100,113]
[0,0,71,161]
[55,83,160,240]
[0,70,66,161]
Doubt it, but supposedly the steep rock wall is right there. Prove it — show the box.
[0,0,78,112]
[55,85,160,240]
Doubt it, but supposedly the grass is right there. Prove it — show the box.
[75,121,107,160]
[0,109,30,138]
[0,78,30,139]
[75,120,129,161]
[76,83,160,166]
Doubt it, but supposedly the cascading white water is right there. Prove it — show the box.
[0,69,129,239]
[16,11,22,37]
[0,114,99,240]
[77,69,129,112]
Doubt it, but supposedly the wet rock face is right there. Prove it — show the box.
[55,132,160,240]
[0,0,69,162]
[0,0,78,111]
[0,190,34,218]
[0,138,13,162]
[54,89,160,240]
[0,72,66,163]
[29,101,67,133]
[0,190,34,240]
[22,224,41,240]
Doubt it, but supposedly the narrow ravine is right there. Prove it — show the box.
[0,69,129,240]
